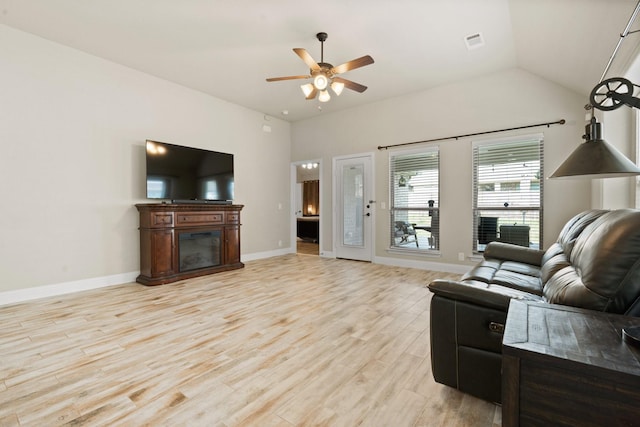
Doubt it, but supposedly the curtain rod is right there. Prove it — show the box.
[377,119,566,150]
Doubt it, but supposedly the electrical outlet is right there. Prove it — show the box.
[278,240,283,247]
[458,252,465,261]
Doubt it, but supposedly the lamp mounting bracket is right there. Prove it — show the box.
[590,77,640,111]
[623,29,640,36]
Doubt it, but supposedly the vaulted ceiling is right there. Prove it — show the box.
[1,0,639,122]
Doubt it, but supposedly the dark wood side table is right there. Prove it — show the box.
[502,300,640,427]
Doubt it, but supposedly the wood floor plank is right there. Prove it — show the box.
[0,254,500,426]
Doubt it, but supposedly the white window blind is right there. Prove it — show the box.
[389,147,440,251]
[472,134,543,252]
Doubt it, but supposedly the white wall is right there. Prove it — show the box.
[593,53,640,210]
[291,68,593,266]
[0,25,292,296]
[595,108,636,209]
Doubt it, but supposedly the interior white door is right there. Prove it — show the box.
[334,154,374,261]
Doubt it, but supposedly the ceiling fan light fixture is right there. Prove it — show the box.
[331,81,344,96]
[318,90,331,103]
[301,83,314,97]
[266,32,374,104]
[314,73,329,90]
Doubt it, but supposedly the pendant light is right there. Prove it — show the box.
[550,0,640,179]
[550,114,640,178]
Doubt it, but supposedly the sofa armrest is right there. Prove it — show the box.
[484,241,544,266]
[428,279,513,311]
[429,278,543,311]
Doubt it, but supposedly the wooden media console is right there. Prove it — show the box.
[136,203,244,285]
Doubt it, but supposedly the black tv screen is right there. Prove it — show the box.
[145,140,234,202]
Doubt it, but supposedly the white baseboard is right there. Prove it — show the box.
[0,248,297,307]
[0,252,469,307]
[374,255,471,275]
[0,271,139,307]
[241,247,294,262]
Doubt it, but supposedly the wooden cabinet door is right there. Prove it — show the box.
[151,230,175,276]
[225,225,240,265]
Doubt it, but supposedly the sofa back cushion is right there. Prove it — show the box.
[556,209,608,257]
[543,209,640,314]
[540,210,608,284]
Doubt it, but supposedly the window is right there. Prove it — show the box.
[389,147,439,251]
[500,182,520,191]
[473,134,543,252]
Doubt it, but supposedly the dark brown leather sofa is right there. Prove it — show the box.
[428,209,640,403]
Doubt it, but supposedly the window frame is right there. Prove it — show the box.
[472,133,544,253]
[388,145,440,253]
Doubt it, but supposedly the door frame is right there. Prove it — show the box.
[290,159,323,255]
[333,152,375,261]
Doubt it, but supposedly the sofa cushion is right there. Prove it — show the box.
[491,268,543,295]
[556,209,608,257]
[462,260,501,282]
[541,210,608,284]
[543,209,640,314]
[484,241,544,265]
[499,260,542,277]
[463,258,543,296]
[540,244,571,283]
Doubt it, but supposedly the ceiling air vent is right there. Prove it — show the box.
[464,32,484,50]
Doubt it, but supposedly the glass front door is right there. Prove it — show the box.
[335,155,373,261]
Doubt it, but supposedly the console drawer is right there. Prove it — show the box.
[176,212,224,226]
[150,212,174,228]
[226,212,240,224]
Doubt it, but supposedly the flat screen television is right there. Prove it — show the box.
[145,140,234,203]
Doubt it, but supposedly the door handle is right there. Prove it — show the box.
[365,213,371,217]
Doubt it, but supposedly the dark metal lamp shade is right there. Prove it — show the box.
[550,119,640,179]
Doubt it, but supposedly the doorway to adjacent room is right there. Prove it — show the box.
[293,160,321,256]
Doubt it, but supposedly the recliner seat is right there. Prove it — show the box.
[428,209,640,403]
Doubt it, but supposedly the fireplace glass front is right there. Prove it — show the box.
[178,230,221,272]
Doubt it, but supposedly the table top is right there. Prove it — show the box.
[503,300,640,377]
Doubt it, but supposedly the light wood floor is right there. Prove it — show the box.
[296,240,319,256]
[0,255,500,426]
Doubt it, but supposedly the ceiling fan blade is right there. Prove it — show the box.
[266,75,311,82]
[293,48,321,71]
[331,55,374,75]
[332,77,367,93]
[305,86,318,100]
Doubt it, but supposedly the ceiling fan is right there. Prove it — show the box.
[266,32,374,103]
